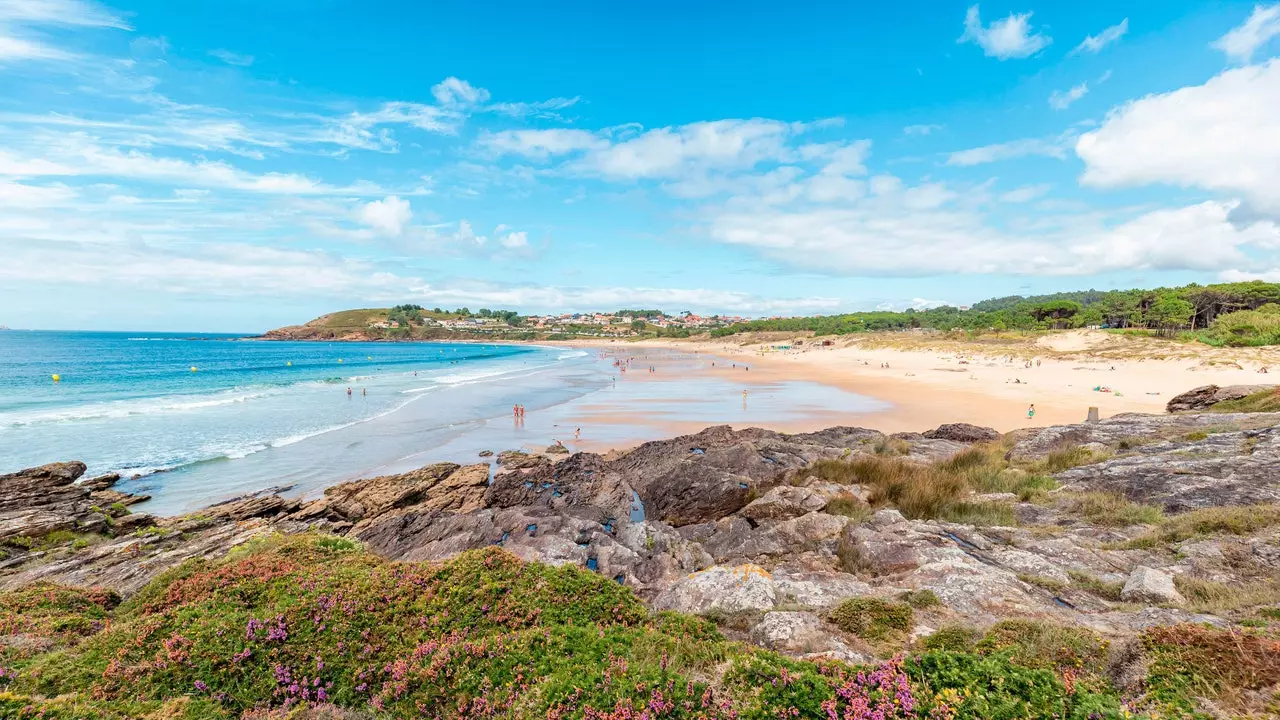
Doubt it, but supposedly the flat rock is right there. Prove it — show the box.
[1166,384,1274,413]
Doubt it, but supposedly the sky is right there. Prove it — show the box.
[1,1,1280,332]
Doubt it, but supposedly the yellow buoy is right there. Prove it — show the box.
[338,358,343,363]
[51,374,61,382]
[286,361,292,367]
[367,355,372,360]
[191,366,198,372]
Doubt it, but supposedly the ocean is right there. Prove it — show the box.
[0,331,601,514]
[0,331,889,515]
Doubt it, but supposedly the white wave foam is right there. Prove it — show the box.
[557,350,589,360]
[0,386,289,428]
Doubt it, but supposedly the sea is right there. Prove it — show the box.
[0,331,888,515]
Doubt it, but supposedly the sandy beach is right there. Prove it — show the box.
[555,329,1280,446]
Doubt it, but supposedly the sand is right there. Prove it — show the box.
[553,330,1280,442]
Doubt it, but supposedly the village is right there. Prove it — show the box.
[366,307,753,336]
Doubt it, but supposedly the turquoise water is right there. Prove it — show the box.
[0,331,599,513]
[0,332,889,515]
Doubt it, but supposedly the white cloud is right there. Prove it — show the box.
[958,4,1051,60]
[209,48,253,66]
[998,184,1051,203]
[1071,18,1128,55]
[431,76,490,106]
[946,136,1068,166]
[479,129,607,159]
[1214,3,1280,63]
[498,230,529,249]
[402,281,841,315]
[903,124,943,136]
[1221,267,1280,282]
[1076,59,1280,218]
[1049,82,1089,110]
[358,195,412,236]
[707,190,1278,277]
[485,96,580,120]
[0,32,67,60]
[0,142,383,195]
[0,0,131,29]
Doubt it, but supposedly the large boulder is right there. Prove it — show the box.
[923,423,1000,444]
[1166,385,1274,413]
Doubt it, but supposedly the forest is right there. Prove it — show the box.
[709,281,1280,347]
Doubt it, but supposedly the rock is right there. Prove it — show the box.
[478,450,494,457]
[739,486,828,521]
[0,461,88,513]
[840,525,921,576]
[749,611,830,653]
[111,513,157,534]
[546,444,570,455]
[80,473,121,492]
[923,423,1000,444]
[1054,425,1280,512]
[652,564,778,614]
[207,493,299,521]
[1166,384,1274,413]
[1121,566,1185,605]
[772,568,871,607]
[313,463,485,522]
[869,509,907,529]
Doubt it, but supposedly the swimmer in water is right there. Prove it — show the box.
[346,387,352,397]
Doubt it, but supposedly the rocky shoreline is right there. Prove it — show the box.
[3,387,1280,715]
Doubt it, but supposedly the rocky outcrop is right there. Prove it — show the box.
[8,409,1280,669]
[923,423,1001,444]
[1051,425,1280,512]
[1166,384,1274,413]
[0,462,151,543]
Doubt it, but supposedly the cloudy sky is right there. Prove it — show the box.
[1,0,1279,331]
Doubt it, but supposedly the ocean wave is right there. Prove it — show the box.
[557,350,589,360]
[105,394,428,479]
[0,386,292,428]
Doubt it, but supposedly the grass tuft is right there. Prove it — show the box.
[1055,492,1163,527]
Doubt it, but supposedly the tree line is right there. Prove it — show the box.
[709,281,1280,347]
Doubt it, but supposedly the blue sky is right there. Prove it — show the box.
[1,0,1279,332]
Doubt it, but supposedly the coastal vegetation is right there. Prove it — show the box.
[0,534,1138,720]
[709,281,1280,346]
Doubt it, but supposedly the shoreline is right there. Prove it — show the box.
[551,330,1280,434]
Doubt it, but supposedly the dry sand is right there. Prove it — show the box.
[556,329,1280,437]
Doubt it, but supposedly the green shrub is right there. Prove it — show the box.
[975,619,1110,679]
[919,624,979,653]
[828,597,913,642]
[899,589,941,609]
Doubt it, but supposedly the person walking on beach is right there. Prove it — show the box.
[346,387,352,398]
[362,388,366,397]
[574,427,581,440]
[1027,404,1036,420]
